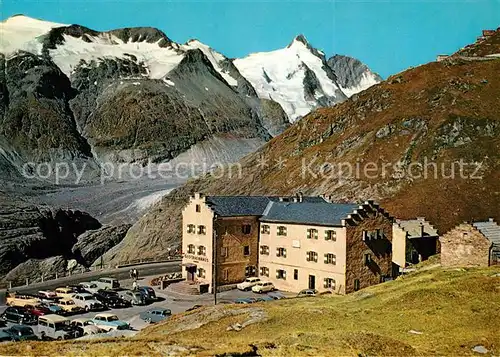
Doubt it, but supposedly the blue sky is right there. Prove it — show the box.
[2,0,499,78]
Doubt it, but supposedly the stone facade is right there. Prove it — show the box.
[440,224,492,267]
[215,216,259,285]
[344,205,394,294]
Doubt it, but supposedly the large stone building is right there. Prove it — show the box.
[182,193,395,294]
[392,218,439,269]
[440,219,500,267]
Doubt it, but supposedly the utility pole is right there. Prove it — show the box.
[212,216,218,305]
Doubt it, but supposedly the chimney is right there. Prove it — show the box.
[420,222,425,237]
[296,192,303,203]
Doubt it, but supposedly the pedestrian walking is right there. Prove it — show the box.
[133,268,139,280]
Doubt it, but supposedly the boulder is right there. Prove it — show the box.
[72,224,131,266]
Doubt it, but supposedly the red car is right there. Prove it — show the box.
[25,305,51,317]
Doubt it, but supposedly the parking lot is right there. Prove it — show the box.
[0,275,288,341]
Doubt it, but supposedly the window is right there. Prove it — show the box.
[197,268,206,278]
[197,225,206,235]
[198,246,206,256]
[195,204,201,212]
[276,269,287,280]
[325,230,337,241]
[259,267,269,277]
[306,251,318,262]
[243,246,250,256]
[364,253,372,265]
[277,226,287,236]
[221,247,228,257]
[307,228,318,239]
[222,269,229,281]
[245,266,256,277]
[363,230,382,241]
[242,225,252,235]
[260,225,270,234]
[324,253,336,265]
[294,269,299,280]
[276,247,287,258]
[354,279,360,291]
[187,244,195,254]
[260,245,270,255]
[324,278,336,289]
[187,224,196,234]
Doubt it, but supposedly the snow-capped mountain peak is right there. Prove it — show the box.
[0,15,66,54]
[234,35,347,122]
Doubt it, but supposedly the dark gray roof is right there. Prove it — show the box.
[205,196,272,217]
[473,220,500,246]
[205,195,336,218]
[260,201,359,226]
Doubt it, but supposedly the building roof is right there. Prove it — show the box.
[473,219,500,246]
[260,201,359,226]
[396,218,438,238]
[205,195,328,217]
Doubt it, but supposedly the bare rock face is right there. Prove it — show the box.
[0,192,101,278]
[72,224,131,266]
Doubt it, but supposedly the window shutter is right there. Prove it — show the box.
[283,270,287,279]
[324,279,328,288]
[276,270,280,279]
[307,229,311,239]
[324,254,328,264]
[283,249,287,258]
[314,230,318,239]
[333,254,336,265]
[276,248,279,256]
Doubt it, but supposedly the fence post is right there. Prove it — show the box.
[55,272,58,280]
[25,278,29,286]
[41,275,44,283]
[8,281,12,290]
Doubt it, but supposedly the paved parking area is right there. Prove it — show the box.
[0,275,288,340]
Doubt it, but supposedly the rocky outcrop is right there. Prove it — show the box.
[72,224,131,266]
[327,55,382,96]
[0,192,101,278]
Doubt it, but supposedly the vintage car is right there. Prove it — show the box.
[38,315,79,340]
[0,307,37,325]
[70,318,102,336]
[137,286,157,302]
[72,293,104,312]
[236,277,261,291]
[6,293,41,308]
[92,277,120,290]
[119,290,146,305]
[54,287,76,300]
[94,290,131,308]
[3,325,38,341]
[25,305,52,317]
[38,290,59,300]
[78,282,100,295]
[251,281,275,294]
[56,299,83,315]
[139,309,171,323]
[91,313,129,332]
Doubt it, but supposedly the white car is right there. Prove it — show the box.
[237,277,261,291]
[70,318,102,336]
[72,293,104,312]
[78,282,100,295]
[92,313,129,332]
[251,281,275,294]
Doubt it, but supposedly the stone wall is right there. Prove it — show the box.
[215,216,259,285]
[345,205,394,294]
[440,224,491,267]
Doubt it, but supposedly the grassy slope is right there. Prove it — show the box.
[2,265,499,356]
[110,55,500,264]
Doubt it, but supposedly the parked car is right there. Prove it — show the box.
[92,277,120,290]
[0,330,14,343]
[56,299,83,315]
[94,290,131,308]
[38,315,78,340]
[70,318,102,336]
[237,277,261,291]
[38,290,58,300]
[255,296,275,302]
[25,305,52,317]
[3,325,38,341]
[137,286,157,302]
[119,290,146,305]
[6,293,41,308]
[92,313,129,332]
[139,309,171,323]
[78,282,100,295]
[0,316,6,327]
[297,289,318,297]
[69,284,91,294]
[235,297,257,304]
[1,307,37,325]
[72,293,104,312]
[251,282,275,293]
[40,302,65,315]
[268,291,286,300]
[55,287,76,300]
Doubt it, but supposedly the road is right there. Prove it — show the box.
[0,261,182,303]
